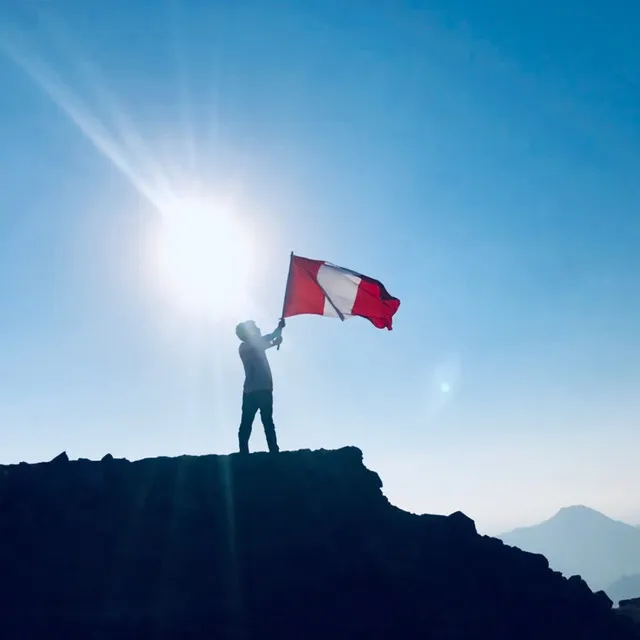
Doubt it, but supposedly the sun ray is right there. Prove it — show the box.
[1,35,167,211]
[1,23,257,323]
[41,16,176,202]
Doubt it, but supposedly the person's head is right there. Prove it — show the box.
[235,320,261,342]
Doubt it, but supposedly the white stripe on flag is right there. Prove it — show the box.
[317,263,361,319]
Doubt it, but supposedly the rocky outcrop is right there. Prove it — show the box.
[608,574,640,605]
[618,598,640,620]
[0,447,637,639]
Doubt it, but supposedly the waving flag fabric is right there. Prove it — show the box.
[282,255,400,330]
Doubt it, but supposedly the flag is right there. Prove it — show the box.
[282,255,400,330]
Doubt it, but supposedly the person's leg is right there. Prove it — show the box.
[259,391,279,453]
[238,393,259,454]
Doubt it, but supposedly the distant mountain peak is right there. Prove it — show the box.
[557,504,599,514]
[548,506,637,531]
[552,505,612,521]
[500,504,640,592]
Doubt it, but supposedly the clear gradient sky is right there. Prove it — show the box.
[1,1,639,533]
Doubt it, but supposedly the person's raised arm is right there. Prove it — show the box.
[264,335,283,350]
[262,318,286,348]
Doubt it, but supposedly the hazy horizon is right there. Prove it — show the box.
[1,1,639,535]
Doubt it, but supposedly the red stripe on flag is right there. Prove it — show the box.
[352,277,400,329]
[282,256,326,318]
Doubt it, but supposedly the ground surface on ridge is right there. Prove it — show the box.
[0,447,638,639]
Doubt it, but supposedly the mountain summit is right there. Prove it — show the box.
[500,505,640,592]
[0,448,637,639]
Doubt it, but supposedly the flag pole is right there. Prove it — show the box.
[277,251,294,350]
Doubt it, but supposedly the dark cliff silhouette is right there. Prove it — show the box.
[0,448,638,639]
[618,599,640,625]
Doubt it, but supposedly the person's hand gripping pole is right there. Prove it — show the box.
[276,317,286,350]
[277,252,294,351]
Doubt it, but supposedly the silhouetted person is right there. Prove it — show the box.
[236,318,285,454]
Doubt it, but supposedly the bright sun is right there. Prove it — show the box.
[149,197,255,318]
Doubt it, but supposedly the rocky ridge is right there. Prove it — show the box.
[0,447,637,639]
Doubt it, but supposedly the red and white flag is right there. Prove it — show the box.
[282,255,400,330]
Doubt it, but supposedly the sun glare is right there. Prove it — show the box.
[150,197,255,319]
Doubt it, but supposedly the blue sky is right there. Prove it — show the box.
[1,0,639,532]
